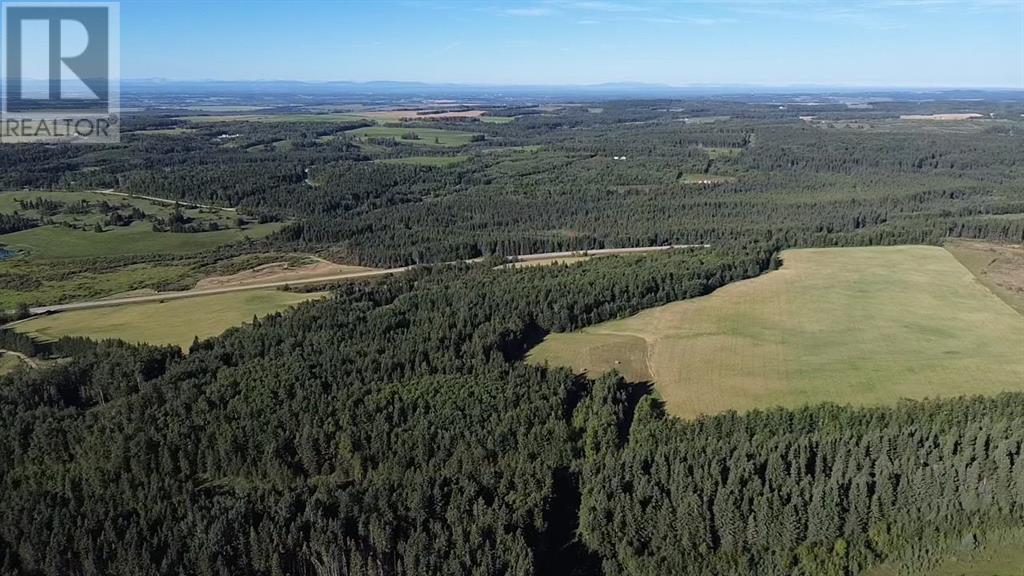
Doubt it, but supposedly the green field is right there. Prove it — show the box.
[0,352,28,375]
[348,126,480,147]
[480,115,514,124]
[1,220,281,259]
[0,261,192,309]
[378,155,470,167]
[0,190,287,307]
[0,190,279,259]
[528,246,1024,418]
[864,530,1024,576]
[178,112,365,123]
[15,290,326,349]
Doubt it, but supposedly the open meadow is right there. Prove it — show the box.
[528,245,1024,418]
[0,190,287,308]
[14,289,326,349]
[1,220,281,259]
[347,126,481,147]
[863,528,1024,576]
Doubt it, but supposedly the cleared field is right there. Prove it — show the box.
[0,190,274,260]
[378,155,469,167]
[178,112,365,123]
[353,109,491,121]
[864,530,1024,576]
[900,113,984,120]
[0,352,28,375]
[946,240,1024,314]
[0,261,191,310]
[0,220,281,259]
[194,259,374,290]
[501,255,591,268]
[15,290,326,349]
[680,174,737,184]
[528,246,1024,418]
[348,126,480,147]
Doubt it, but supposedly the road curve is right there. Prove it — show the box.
[26,244,708,315]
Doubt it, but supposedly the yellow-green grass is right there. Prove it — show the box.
[864,530,1024,576]
[527,246,1024,418]
[480,115,514,124]
[0,352,27,375]
[0,220,281,259]
[500,256,592,269]
[0,261,192,309]
[0,190,232,217]
[15,290,326,349]
[348,126,480,147]
[377,155,469,167]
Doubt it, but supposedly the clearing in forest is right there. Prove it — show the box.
[527,246,1024,418]
[348,126,480,147]
[15,290,325,350]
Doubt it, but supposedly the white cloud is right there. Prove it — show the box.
[573,1,649,12]
[503,6,555,16]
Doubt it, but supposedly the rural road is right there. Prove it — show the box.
[26,245,708,315]
[95,189,237,212]
[0,349,38,369]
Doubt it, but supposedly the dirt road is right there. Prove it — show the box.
[95,189,237,212]
[26,245,708,315]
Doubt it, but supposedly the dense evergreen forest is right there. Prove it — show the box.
[3,98,1024,574]
[3,247,1024,575]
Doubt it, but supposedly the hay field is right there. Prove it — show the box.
[16,290,326,350]
[528,246,1024,418]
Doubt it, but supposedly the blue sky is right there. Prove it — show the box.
[119,0,1023,87]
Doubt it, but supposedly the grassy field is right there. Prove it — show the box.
[0,190,278,259]
[864,530,1024,576]
[1,221,281,259]
[0,261,192,309]
[178,112,365,123]
[0,352,28,375]
[528,246,1024,418]
[348,126,480,147]
[0,190,287,307]
[501,255,591,268]
[378,155,470,167]
[15,290,326,349]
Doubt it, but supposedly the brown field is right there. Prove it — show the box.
[946,240,1024,314]
[194,258,375,290]
[899,113,984,120]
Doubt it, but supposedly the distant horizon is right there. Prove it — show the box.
[115,78,1022,90]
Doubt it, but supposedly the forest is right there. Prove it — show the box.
[2,98,1024,575]
[2,100,1022,266]
[3,246,1024,575]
